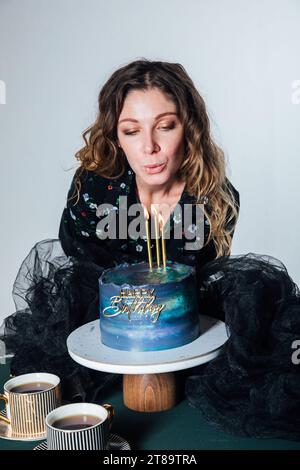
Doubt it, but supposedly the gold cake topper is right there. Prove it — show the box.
[102,288,165,323]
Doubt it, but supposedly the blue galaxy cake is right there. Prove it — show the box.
[99,261,200,351]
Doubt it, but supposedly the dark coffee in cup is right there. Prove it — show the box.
[52,414,102,431]
[46,403,114,450]
[1,373,61,437]
[10,382,54,394]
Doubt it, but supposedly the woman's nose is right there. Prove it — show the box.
[143,133,160,154]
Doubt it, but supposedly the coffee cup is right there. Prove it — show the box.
[45,402,114,450]
[0,372,61,438]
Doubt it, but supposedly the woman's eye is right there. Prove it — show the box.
[124,131,138,136]
[124,124,175,136]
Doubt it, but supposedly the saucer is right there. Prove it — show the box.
[33,434,131,450]
[0,410,46,441]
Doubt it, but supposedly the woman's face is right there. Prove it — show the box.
[117,88,185,189]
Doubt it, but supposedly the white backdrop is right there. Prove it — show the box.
[0,0,299,323]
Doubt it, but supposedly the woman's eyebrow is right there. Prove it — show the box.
[118,112,178,125]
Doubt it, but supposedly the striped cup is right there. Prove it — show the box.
[0,372,61,438]
[46,402,114,450]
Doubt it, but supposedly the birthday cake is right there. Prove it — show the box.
[99,261,200,351]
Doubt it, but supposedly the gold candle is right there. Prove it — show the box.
[152,206,161,268]
[159,213,167,269]
[143,207,153,271]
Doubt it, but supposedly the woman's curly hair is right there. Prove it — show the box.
[69,58,239,257]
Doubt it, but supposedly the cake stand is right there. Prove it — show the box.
[67,315,228,413]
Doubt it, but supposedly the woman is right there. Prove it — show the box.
[1,59,299,440]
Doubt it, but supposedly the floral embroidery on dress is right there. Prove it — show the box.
[136,244,143,252]
[69,209,76,221]
[82,193,98,211]
[81,231,90,237]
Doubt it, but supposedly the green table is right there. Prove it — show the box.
[1,361,299,450]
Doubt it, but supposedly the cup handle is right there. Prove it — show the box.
[102,403,115,429]
[0,394,10,425]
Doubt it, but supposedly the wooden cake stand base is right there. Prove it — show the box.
[123,372,185,412]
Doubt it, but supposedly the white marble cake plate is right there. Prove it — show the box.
[67,315,228,375]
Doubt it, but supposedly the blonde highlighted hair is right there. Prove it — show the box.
[69,59,239,257]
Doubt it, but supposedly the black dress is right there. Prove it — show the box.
[1,162,299,441]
